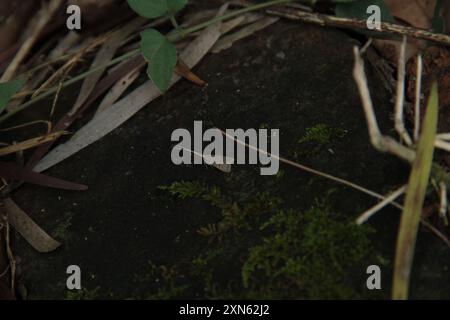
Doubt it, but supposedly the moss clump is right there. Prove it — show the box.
[141,181,382,299]
[242,205,372,299]
[298,124,347,145]
[66,287,101,300]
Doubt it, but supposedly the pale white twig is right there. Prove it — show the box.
[220,129,450,247]
[435,139,450,152]
[352,46,415,163]
[220,128,402,208]
[394,37,413,146]
[356,185,407,225]
[437,133,450,141]
[360,38,373,54]
[352,47,382,146]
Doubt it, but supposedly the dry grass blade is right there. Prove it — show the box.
[0,161,88,191]
[69,17,147,116]
[0,0,61,82]
[95,65,144,116]
[0,131,68,157]
[3,198,61,253]
[392,82,439,300]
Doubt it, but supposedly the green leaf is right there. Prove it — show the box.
[140,29,177,92]
[335,0,394,23]
[0,78,24,114]
[127,0,187,19]
[392,82,439,300]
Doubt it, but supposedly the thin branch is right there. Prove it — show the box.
[437,133,450,141]
[266,7,450,47]
[435,139,450,152]
[219,129,450,248]
[356,185,407,225]
[352,47,416,163]
[219,129,402,208]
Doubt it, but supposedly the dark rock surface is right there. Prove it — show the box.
[11,21,450,299]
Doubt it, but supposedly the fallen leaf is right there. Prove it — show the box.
[0,161,88,191]
[3,198,61,253]
[95,63,145,115]
[69,17,147,116]
[26,55,146,170]
[174,58,206,86]
[33,4,228,173]
[384,0,436,29]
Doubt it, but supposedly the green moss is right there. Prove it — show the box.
[145,181,383,299]
[138,262,189,299]
[51,214,73,242]
[243,203,373,299]
[298,124,347,145]
[66,287,101,300]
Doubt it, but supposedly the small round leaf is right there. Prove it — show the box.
[141,29,178,92]
[127,0,187,19]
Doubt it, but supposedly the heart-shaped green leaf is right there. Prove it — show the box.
[141,29,177,92]
[0,78,24,114]
[127,0,187,19]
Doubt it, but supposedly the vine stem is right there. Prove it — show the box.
[169,15,180,29]
[0,0,293,124]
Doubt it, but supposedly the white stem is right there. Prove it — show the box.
[352,47,382,147]
[435,139,450,152]
[394,36,413,146]
[437,133,450,141]
[356,185,406,225]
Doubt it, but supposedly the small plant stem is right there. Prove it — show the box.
[167,0,293,42]
[170,15,180,29]
[0,0,294,124]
